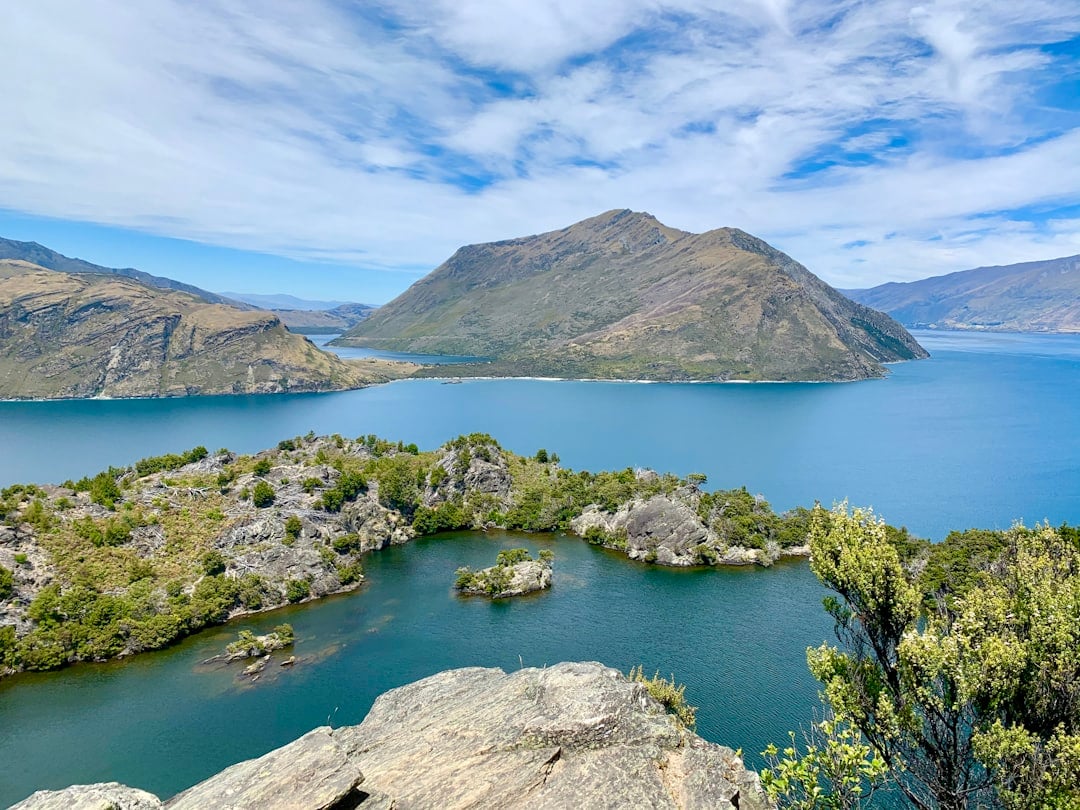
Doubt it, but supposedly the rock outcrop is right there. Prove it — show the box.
[456,556,553,598]
[12,662,773,810]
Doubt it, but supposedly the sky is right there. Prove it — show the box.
[1,0,1079,304]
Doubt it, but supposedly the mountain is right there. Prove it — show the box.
[0,237,252,309]
[275,302,377,334]
[334,209,927,381]
[845,254,1080,333]
[219,291,357,310]
[0,261,413,399]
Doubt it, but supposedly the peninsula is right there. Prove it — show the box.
[334,209,927,381]
[0,261,412,399]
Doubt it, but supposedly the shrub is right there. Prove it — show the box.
[14,553,29,566]
[319,471,365,512]
[535,448,549,463]
[301,477,323,495]
[331,533,361,553]
[277,439,296,452]
[253,458,272,476]
[628,665,697,729]
[252,481,275,508]
[336,561,364,585]
[496,548,530,567]
[201,550,227,576]
[285,579,311,603]
[284,515,302,540]
[0,565,13,600]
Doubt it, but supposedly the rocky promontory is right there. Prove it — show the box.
[12,661,773,809]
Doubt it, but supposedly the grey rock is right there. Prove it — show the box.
[20,663,772,810]
[166,727,369,810]
[10,782,162,810]
[457,559,553,598]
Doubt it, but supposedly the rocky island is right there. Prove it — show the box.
[455,547,554,597]
[0,432,823,678]
[0,259,413,399]
[335,209,927,381]
[12,661,772,809]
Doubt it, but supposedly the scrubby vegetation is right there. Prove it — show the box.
[454,547,552,597]
[225,624,294,659]
[628,665,697,730]
[763,506,1080,810]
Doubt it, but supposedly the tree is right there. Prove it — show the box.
[796,505,1080,810]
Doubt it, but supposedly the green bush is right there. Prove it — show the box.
[201,550,227,576]
[253,458,272,476]
[319,471,365,512]
[336,561,364,585]
[285,579,311,603]
[134,446,208,477]
[0,565,13,600]
[628,665,697,729]
[331,533,361,553]
[496,548,530,566]
[284,515,303,540]
[252,481,275,508]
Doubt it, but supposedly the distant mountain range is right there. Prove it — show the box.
[335,209,927,381]
[0,237,252,310]
[220,292,359,311]
[845,254,1080,333]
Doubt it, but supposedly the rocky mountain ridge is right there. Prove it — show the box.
[846,253,1080,332]
[12,661,772,810]
[0,261,410,398]
[336,209,927,381]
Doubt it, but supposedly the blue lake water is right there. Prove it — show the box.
[2,330,1078,539]
[0,330,1078,805]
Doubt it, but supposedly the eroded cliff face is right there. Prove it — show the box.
[0,261,410,399]
[12,662,774,810]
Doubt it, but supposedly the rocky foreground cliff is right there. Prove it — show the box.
[0,433,814,677]
[0,260,412,398]
[336,209,927,381]
[13,661,772,810]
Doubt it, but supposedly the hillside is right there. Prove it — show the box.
[846,254,1080,332]
[0,236,250,308]
[0,261,412,399]
[334,210,927,381]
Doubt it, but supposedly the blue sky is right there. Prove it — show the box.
[2,0,1079,303]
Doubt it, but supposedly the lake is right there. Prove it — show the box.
[0,330,1078,805]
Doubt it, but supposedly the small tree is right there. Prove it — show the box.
[252,481,275,508]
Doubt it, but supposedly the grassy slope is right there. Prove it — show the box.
[338,210,926,381]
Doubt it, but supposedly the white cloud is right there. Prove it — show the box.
[0,0,1078,289]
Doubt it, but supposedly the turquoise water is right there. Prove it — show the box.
[2,331,1078,539]
[0,532,831,805]
[0,331,1078,805]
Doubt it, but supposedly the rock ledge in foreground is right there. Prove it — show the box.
[13,662,772,810]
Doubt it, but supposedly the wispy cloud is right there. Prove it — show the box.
[1,0,1078,287]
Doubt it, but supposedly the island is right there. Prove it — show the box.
[454,548,554,598]
[334,209,927,381]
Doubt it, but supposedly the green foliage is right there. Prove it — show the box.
[368,454,421,513]
[284,515,303,540]
[412,502,468,535]
[538,549,554,563]
[761,705,889,809]
[535,448,549,463]
[428,466,448,488]
[302,476,323,494]
[13,553,29,566]
[628,665,697,729]
[336,561,364,585]
[201,550,227,576]
[251,480,275,508]
[496,548,530,566]
[0,624,17,668]
[277,438,296,452]
[285,579,311,603]
[319,471,365,512]
[133,446,208,477]
[73,470,123,509]
[802,506,1080,810]
[252,458,273,476]
[331,533,361,553]
[0,565,13,600]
